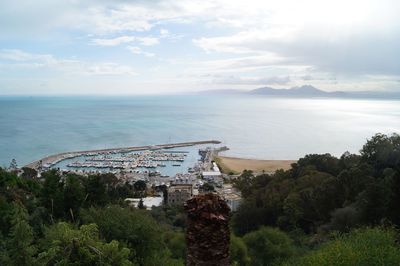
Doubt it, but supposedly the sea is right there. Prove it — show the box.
[1,95,399,167]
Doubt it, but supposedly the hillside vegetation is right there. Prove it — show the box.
[0,133,399,265]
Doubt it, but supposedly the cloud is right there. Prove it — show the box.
[1,0,400,93]
[91,35,159,47]
[85,63,137,76]
[137,37,159,46]
[188,54,299,73]
[160,28,169,37]
[208,75,291,85]
[127,46,155,57]
[0,49,56,63]
[91,36,135,46]
[192,0,400,77]
[0,49,137,76]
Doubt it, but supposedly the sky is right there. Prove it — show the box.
[0,0,399,95]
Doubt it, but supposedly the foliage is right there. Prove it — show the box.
[230,234,250,266]
[21,167,38,179]
[243,227,294,266]
[200,182,215,192]
[150,205,187,229]
[9,159,18,171]
[133,180,146,192]
[37,222,133,265]
[361,133,400,176]
[5,204,37,266]
[0,133,400,265]
[40,170,65,220]
[286,227,400,266]
[163,230,186,261]
[232,133,400,236]
[0,168,183,265]
[328,205,360,232]
[80,205,174,265]
[63,174,85,221]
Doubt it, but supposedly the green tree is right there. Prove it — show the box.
[0,232,8,265]
[288,227,400,266]
[337,167,372,203]
[134,180,147,197]
[243,227,294,266]
[6,204,37,266]
[163,230,186,261]
[328,205,360,232]
[138,198,145,209]
[233,170,254,197]
[63,175,85,221]
[356,179,391,224]
[230,234,250,266]
[38,222,133,266]
[84,175,108,207]
[360,133,400,176]
[21,167,37,179]
[40,170,65,219]
[293,154,341,177]
[200,182,215,192]
[9,159,18,171]
[388,171,400,225]
[81,206,172,265]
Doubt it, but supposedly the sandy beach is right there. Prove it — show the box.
[215,156,296,174]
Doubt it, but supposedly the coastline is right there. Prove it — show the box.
[215,156,296,174]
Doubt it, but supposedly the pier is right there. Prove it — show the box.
[25,140,221,171]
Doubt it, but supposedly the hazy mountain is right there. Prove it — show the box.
[199,85,399,99]
[249,85,346,97]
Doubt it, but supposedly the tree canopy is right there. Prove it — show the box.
[1,133,400,265]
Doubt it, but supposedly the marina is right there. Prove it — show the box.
[63,149,189,173]
[25,140,221,172]
[23,141,227,184]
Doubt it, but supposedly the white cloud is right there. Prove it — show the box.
[0,49,137,76]
[188,54,294,73]
[0,49,56,63]
[127,46,155,57]
[207,75,291,85]
[91,36,135,46]
[137,37,159,46]
[160,28,169,37]
[1,0,400,93]
[194,24,400,76]
[91,35,159,47]
[85,63,137,76]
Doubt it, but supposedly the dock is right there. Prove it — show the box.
[24,140,221,171]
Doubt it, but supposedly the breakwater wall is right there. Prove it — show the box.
[25,140,221,170]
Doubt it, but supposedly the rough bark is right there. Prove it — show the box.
[185,193,230,266]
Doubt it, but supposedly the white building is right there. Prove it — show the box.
[125,197,163,210]
[224,193,241,212]
[212,162,220,172]
[218,184,242,212]
[202,171,222,181]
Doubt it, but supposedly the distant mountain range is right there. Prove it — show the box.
[200,85,400,99]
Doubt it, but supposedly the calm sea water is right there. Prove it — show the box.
[0,95,399,167]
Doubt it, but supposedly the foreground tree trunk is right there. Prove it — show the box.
[185,193,230,266]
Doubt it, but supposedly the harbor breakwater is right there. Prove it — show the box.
[25,140,221,171]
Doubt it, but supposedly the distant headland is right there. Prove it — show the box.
[199,85,400,99]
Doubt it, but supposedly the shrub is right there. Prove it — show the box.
[288,227,400,266]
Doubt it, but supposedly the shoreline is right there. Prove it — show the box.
[215,156,296,174]
[25,140,221,170]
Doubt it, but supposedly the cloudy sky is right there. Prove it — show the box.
[0,0,399,95]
